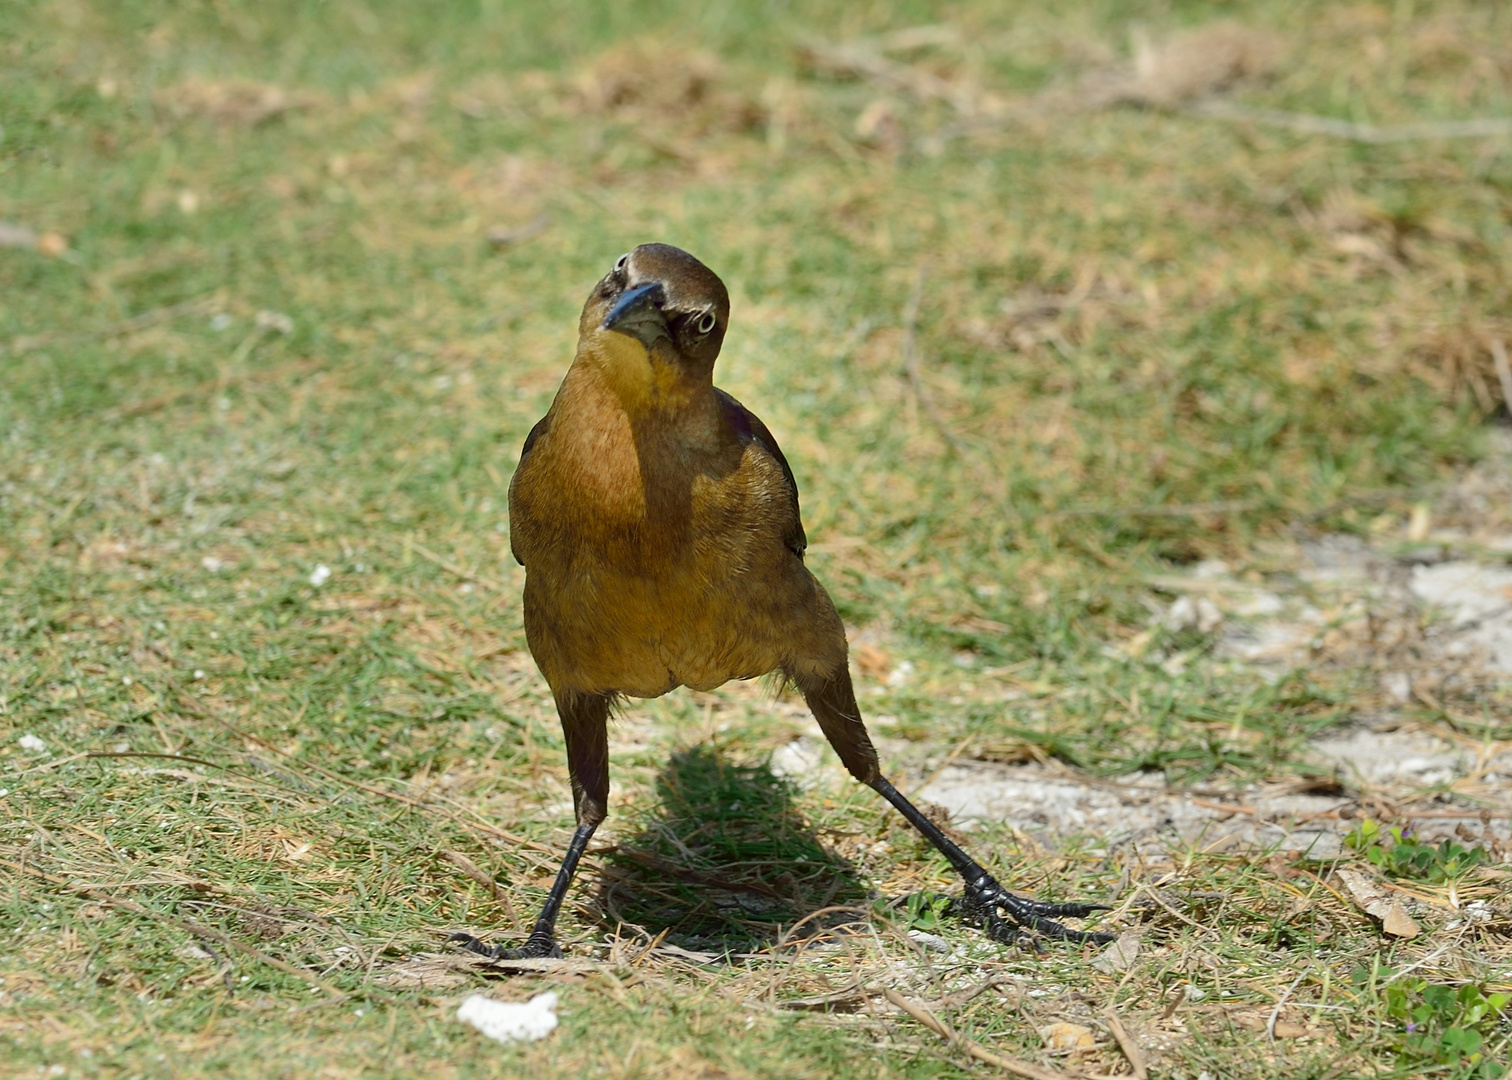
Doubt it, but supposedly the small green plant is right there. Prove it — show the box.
[1354,966,1511,1080]
[876,892,953,933]
[1344,819,1490,883]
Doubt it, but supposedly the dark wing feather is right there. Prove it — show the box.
[509,413,551,566]
[714,387,807,559]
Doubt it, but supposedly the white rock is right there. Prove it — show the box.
[308,564,332,588]
[885,660,915,688]
[456,992,559,1044]
[906,929,951,953]
[18,734,46,753]
[770,738,822,780]
[1164,595,1223,634]
[1410,561,1512,672]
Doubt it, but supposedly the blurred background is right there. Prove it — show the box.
[3,2,1511,1077]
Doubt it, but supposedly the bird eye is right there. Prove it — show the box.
[696,311,717,334]
[613,253,630,275]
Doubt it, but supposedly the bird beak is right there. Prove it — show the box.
[602,282,669,348]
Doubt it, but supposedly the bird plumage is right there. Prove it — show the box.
[507,244,838,701]
[453,243,1109,960]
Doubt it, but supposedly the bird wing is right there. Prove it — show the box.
[510,413,552,566]
[714,387,808,559]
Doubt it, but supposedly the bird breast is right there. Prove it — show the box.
[509,374,801,697]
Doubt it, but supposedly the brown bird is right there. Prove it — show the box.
[453,243,1109,959]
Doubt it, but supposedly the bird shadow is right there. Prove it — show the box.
[594,745,868,954]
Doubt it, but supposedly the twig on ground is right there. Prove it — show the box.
[796,39,982,116]
[900,265,970,460]
[439,850,522,931]
[405,537,507,591]
[4,294,218,355]
[1491,340,1512,418]
[937,976,1018,1009]
[14,751,92,776]
[881,988,1069,1080]
[1188,100,1512,143]
[1136,885,1212,933]
[1103,1010,1148,1080]
[1046,499,1263,520]
[198,938,237,992]
[776,976,868,1011]
[1266,969,1309,1043]
[772,905,875,951]
[484,215,550,250]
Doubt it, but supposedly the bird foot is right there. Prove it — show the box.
[955,873,1114,949]
[448,931,563,960]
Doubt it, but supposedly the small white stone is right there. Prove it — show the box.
[254,310,294,334]
[308,564,332,587]
[18,734,46,753]
[885,660,915,688]
[1164,595,1223,634]
[906,929,951,953]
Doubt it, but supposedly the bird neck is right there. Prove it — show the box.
[578,328,714,421]
[533,353,730,548]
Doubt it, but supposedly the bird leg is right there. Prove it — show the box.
[797,666,1112,948]
[870,776,1113,947]
[452,691,612,960]
[451,820,597,959]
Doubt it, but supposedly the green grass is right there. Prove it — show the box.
[4,0,1512,1076]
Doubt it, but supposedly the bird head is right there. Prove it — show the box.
[577,244,730,408]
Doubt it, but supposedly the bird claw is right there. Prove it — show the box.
[448,931,563,960]
[955,874,1114,948]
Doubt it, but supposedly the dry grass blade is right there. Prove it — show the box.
[101,357,321,419]
[1265,969,1309,1043]
[484,214,551,249]
[6,294,217,355]
[1491,339,1512,417]
[900,264,970,460]
[1134,886,1212,934]
[1046,499,1263,520]
[439,850,522,931]
[797,38,982,116]
[1101,1011,1147,1080]
[777,976,868,1011]
[1189,100,1512,142]
[172,686,564,865]
[881,988,1069,1080]
[404,537,507,591]
[4,859,349,1002]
